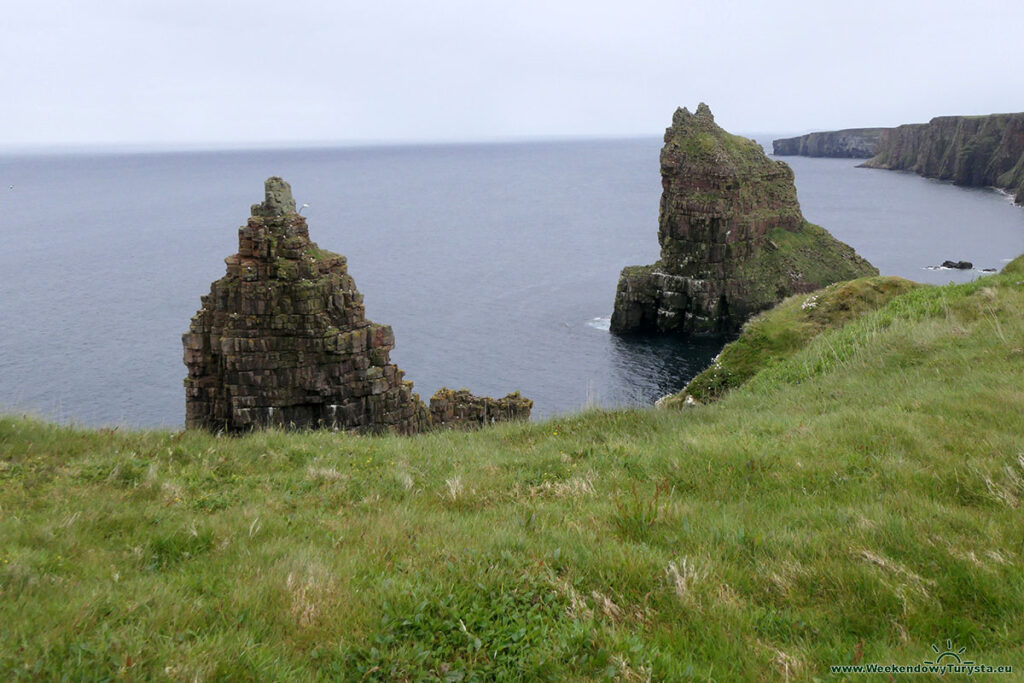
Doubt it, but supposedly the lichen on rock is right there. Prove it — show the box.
[610,104,877,337]
[184,177,531,433]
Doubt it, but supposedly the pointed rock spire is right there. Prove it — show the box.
[184,177,532,433]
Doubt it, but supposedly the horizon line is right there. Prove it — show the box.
[0,130,802,157]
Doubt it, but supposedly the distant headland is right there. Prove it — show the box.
[773,112,1024,204]
[772,128,885,158]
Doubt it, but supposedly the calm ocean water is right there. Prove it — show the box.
[1,140,1021,427]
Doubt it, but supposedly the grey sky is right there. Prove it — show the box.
[3,0,1022,148]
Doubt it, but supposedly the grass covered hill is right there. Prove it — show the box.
[664,275,922,406]
[4,259,1024,680]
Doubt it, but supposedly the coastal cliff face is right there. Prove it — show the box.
[861,113,1024,204]
[772,128,885,158]
[611,104,876,337]
[184,178,531,433]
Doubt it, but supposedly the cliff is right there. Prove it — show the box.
[772,128,885,158]
[184,177,531,433]
[611,104,876,337]
[860,113,1024,204]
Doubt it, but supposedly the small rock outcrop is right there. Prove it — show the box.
[184,177,530,433]
[611,104,876,337]
[860,113,1024,205]
[773,128,885,158]
[940,260,973,270]
[428,389,533,429]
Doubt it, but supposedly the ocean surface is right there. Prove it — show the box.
[1,139,1021,427]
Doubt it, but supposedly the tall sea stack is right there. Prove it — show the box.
[184,177,531,433]
[611,104,876,337]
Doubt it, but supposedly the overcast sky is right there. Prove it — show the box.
[3,0,1022,149]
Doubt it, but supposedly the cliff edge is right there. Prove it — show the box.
[860,113,1024,204]
[611,104,876,337]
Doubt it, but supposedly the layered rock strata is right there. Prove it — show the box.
[428,389,533,429]
[184,177,530,433]
[611,104,876,337]
[860,113,1024,205]
[772,128,885,158]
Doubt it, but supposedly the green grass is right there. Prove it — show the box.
[729,222,878,314]
[4,263,1024,680]
[669,276,919,404]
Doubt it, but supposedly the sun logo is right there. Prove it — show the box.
[923,639,974,666]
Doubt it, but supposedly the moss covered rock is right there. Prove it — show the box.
[611,104,876,338]
[610,105,876,337]
[428,389,533,429]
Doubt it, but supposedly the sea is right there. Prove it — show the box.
[1,138,1022,428]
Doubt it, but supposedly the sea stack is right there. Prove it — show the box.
[184,178,532,433]
[183,177,428,433]
[610,104,876,337]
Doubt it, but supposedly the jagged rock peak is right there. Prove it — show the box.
[670,102,715,130]
[251,176,297,217]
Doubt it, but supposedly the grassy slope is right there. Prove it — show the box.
[667,276,920,404]
[729,222,879,317]
[4,264,1024,680]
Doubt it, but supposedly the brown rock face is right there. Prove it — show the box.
[184,177,427,433]
[656,105,804,276]
[428,389,533,428]
[184,177,532,434]
[860,113,1024,204]
[775,112,1024,204]
[611,104,876,337]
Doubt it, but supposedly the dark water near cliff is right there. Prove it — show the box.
[1,140,1021,427]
